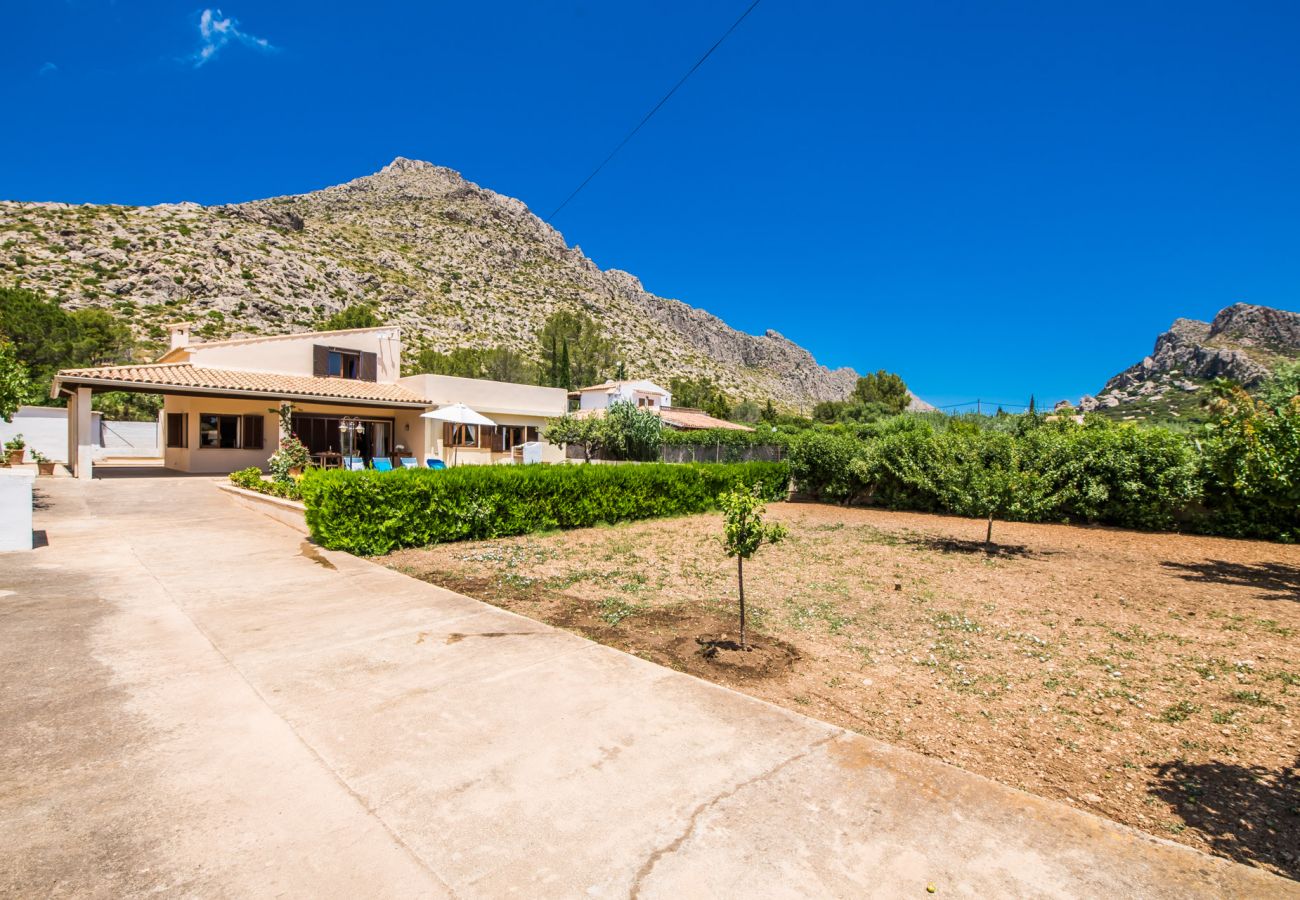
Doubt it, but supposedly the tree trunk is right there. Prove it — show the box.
[738,555,747,650]
[986,511,995,545]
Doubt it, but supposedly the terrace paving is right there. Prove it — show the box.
[1,474,1292,898]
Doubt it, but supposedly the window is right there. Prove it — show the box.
[328,349,361,379]
[242,415,264,451]
[199,414,240,449]
[498,425,525,452]
[446,423,478,447]
[166,413,188,449]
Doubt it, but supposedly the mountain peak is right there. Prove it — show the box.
[0,161,860,408]
[380,156,438,175]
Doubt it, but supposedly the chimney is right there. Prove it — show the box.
[166,322,192,352]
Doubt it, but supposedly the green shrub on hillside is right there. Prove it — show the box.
[300,461,790,555]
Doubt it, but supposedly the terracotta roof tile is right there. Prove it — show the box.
[55,363,429,406]
[659,408,752,431]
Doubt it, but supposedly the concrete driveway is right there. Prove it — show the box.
[1,475,1292,898]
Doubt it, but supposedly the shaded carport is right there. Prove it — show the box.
[51,364,431,480]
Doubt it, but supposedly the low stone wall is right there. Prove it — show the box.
[216,483,308,535]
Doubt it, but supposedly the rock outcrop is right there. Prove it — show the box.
[1094,303,1299,408]
[0,157,862,407]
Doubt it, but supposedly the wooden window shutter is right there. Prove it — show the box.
[242,415,264,450]
[359,351,378,382]
[313,344,330,377]
[166,413,188,448]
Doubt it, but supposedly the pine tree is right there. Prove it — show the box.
[1028,394,1036,415]
[559,340,572,391]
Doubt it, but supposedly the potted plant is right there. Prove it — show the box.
[4,434,25,466]
[30,449,56,476]
[268,404,311,482]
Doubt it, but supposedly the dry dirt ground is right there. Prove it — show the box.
[383,503,1300,881]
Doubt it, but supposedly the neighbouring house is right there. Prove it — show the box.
[570,378,751,432]
[574,379,672,411]
[51,323,568,480]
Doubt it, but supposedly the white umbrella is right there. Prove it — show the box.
[420,404,497,467]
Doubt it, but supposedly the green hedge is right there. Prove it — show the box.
[786,407,1300,541]
[300,461,790,555]
[660,425,790,448]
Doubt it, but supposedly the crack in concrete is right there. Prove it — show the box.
[627,734,836,898]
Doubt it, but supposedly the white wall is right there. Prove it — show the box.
[0,470,34,552]
[577,381,671,411]
[98,420,159,458]
[0,406,105,463]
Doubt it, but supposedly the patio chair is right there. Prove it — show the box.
[345,457,365,471]
[426,458,447,470]
[399,457,419,469]
[372,458,394,472]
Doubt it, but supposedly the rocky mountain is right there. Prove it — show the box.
[0,157,859,408]
[1082,303,1300,413]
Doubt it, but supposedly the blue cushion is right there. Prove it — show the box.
[372,458,394,472]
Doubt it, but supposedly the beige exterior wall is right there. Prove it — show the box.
[161,395,426,473]
[399,374,568,418]
[426,410,566,466]
[172,328,403,381]
[401,374,567,466]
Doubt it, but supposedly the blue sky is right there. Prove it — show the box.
[3,1,1297,407]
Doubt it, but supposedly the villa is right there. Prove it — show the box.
[51,324,568,479]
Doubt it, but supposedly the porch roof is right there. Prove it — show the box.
[53,363,431,409]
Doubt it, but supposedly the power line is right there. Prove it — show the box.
[544,0,764,222]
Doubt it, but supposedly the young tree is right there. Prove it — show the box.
[0,342,32,423]
[852,370,910,414]
[938,431,1050,545]
[760,399,778,424]
[541,414,608,462]
[720,484,788,649]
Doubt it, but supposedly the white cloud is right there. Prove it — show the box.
[193,8,275,67]
[38,62,58,76]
